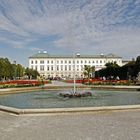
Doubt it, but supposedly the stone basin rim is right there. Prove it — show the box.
[0,104,140,115]
[0,86,140,95]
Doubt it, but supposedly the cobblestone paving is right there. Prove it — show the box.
[0,110,140,140]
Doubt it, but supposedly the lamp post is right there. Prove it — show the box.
[73,53,76,94]
[13,61,17,80]
[73,53,80,94]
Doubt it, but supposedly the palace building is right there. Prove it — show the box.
[29,51,122,78]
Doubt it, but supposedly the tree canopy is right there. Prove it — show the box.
[83,65,95,79]
[24,67,40,79]
[0,57,39,80]
[95,55,140,80]
[0,58,14,80]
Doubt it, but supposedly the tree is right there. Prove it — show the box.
[25,68,40,79]
[0,58,14,80]
[135,55,140,78]
[16,64,24,78]
[95,62,120,79]
[83,65,95,79]
[136,56,140,64]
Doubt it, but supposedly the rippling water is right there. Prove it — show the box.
[0,89,140,109]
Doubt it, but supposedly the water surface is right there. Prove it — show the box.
[0,89,140,109]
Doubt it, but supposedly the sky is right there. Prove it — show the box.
[0,0,140,66]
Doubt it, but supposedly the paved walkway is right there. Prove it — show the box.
[0,81,140,139]
[44,80,83,87]
[0,110,140,140]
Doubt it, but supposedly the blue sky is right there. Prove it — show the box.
[0,0,140,66]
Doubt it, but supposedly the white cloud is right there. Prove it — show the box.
[30,47,44,51]
[0,0,140,59]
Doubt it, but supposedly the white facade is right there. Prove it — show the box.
[29,52,122,78]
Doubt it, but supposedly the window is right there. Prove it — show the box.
[65,66,67,71]
[47,60,49,64]
[77,65,79,71]
[40,60,44,64]
[47,66,49,71]
[61,66,63,71]
[92,61,95,63]
[51,66,53,71]
[31,60,33,64]
[77,60,79,64]
[96,60,98,63]
[61,60,63,64]
[69,65,71,70]
[40,65,44,71]
[35,66,37,70]
[69,61,71,64]
[81,60,83,63]
[35,60,37,64]
[51,60,53,64]
[57,66,59,71]
[100,60,102,63]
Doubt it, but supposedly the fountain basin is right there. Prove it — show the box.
[0,89,140,109]
[0,88,140,115]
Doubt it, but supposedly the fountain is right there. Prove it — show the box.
[59,91,92,98]
[59,53,92,98]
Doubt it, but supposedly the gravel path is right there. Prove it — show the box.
[0,110,140,140]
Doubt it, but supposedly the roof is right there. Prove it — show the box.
[29,52,122,59]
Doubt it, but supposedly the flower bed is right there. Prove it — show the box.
[0,80,51,88]
[64,79,129,85]
[64,79,83,83]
